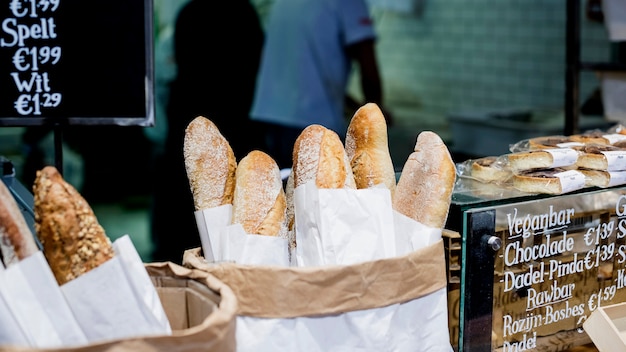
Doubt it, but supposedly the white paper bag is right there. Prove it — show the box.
[195,205,290,266]
[294,182,396,266]
[0,252,87,348]
[61,236,171,343]
[0,280,32,347]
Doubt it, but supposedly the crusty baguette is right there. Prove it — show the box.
[392,131,456,229]
[292,124,356,189]
[0,180,39,267]
[33,166,114,285]
[184,116,237,210]
[345,103,396,196]
[512,168,586,194]
[232,150,287,237]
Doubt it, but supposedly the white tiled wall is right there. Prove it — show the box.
[350,0,614,163]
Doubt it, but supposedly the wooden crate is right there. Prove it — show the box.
[583,302,626,352]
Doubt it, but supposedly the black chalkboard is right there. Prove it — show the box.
[0,0,154,127]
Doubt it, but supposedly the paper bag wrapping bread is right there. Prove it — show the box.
[184,240,451,352]
[0,261,238,352]
[184,128,455,351]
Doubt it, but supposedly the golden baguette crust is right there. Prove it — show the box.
[184,116,237,210]
[292,124,356,189]
[33,166,114,285]
[345,103,396,196]
[0,180,39,267]
[232,150,287,237]
[393,131,456,229]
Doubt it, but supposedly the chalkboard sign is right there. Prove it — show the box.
[0,0,154,127]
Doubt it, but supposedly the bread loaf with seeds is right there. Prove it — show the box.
[33,166,114,285]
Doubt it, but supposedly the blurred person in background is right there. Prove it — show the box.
[250,0,392,170]
[151,0,265,263]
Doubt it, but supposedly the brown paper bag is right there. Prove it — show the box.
[0,262,237,352]
[183,242,452,351]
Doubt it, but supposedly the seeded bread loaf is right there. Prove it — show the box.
[33,166,114,285]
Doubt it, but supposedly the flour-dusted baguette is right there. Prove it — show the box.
[292,124,356,189]
[0,180,39,267]
[184,116,237,210]
[33,166,114,285]
[232,150,288,238]
[345,103,396,196]
[393,131,456,229]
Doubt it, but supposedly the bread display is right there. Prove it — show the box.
[345,103,396,196]
[507,148,579,171]
[232,150,288,237]
[393,131,456,229]
[184,116,237,210]
[512,168,586,195]
[33,166,114,285]
[0,180,39,267]
[469,156,512,183]
[292,124,356,189]
[575,144,626,171]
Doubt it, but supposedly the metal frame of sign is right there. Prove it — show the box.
[0,0,154,127]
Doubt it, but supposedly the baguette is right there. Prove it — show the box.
[292,124,356,189]
[184,116,237,210]
[232,150,288,237]
[393,131,456,229]
[0,180,39,267]
[33,166,114,285]
[345,103,396,196]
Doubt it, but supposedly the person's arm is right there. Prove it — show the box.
[346,38,393,126]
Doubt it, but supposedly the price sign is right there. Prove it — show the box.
[0,0,154,126]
